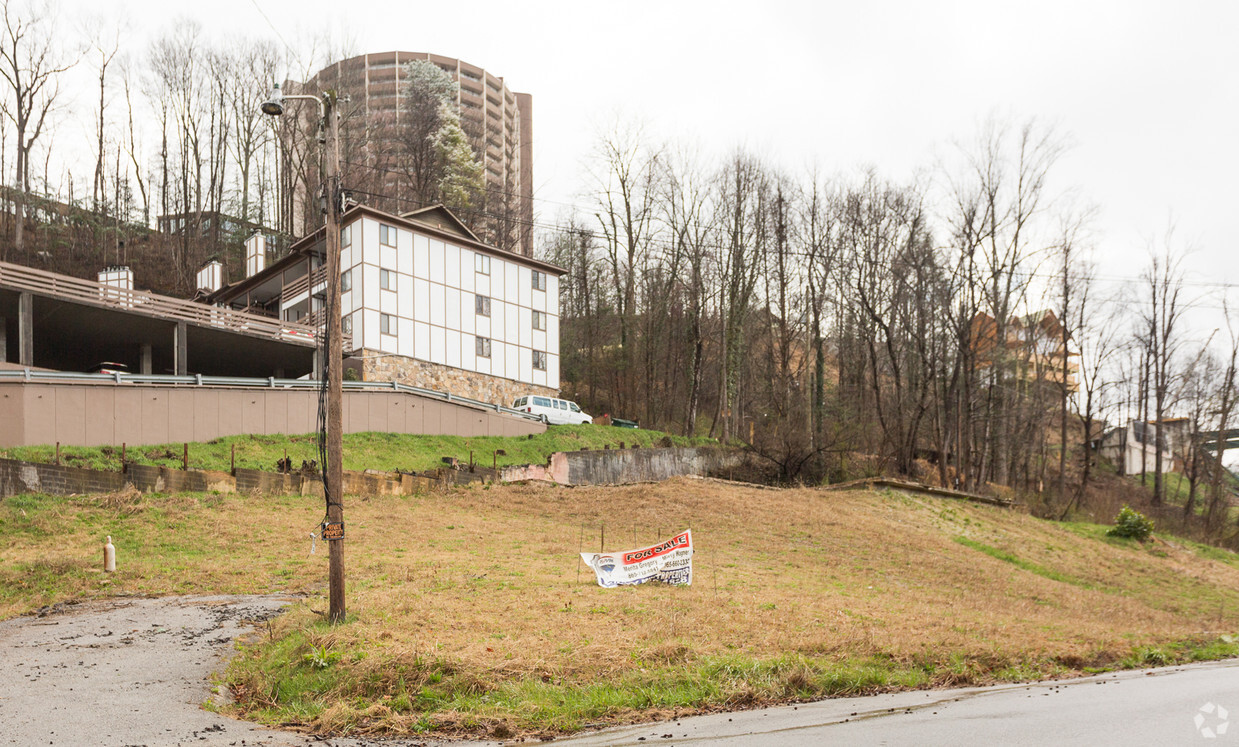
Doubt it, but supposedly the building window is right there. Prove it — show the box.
[380,269,395,290]
[532,270,547,291]
[341,224,352,248]
[475,253,490,274]
[341,269,352,292]
[342,314,353,334]
[475,294,491,316]
[476,336,491,358]
[532,310,546,330]
[380,313,396,335]
[380,223,396,247]
[533,350,547,371]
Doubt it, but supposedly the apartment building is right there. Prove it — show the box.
[203,204,561,405]
[287,51,533,257]
[970,309,1079,392]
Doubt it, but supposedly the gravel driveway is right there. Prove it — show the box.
[0,594,481,747]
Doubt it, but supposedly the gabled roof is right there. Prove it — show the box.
[400,204,482,243]
[203,203,565,306]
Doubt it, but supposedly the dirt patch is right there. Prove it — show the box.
[0,594,474,746]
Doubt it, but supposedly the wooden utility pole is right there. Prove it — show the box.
[322,90,346,625]
[264,83,347,624]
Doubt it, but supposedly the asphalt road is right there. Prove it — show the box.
[555,658,1239,746]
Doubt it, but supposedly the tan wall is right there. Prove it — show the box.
[0,381,543,448]
[361,350,557,408]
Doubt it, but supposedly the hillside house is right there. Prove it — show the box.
[970,309,1079,393]
[200,204,562,405]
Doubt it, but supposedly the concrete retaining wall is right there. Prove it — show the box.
[500,446,752,486]
[0,446,753,499]
[0,380,543,448]
[0,457,436,499]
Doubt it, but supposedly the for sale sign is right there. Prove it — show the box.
[580,530,693,587]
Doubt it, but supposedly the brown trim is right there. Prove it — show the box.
[289,204,565,275]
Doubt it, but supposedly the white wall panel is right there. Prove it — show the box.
[414,279,430,322]
[430,326,446,364]
[446,288,460,329]
[429,240,445,283]
[413,234,429,278]
[519,347,532,383]
[548,353,559,389]
[380,289,397,315]
[505,343,518,382]
[491,260,505,301]
[547,316,559,355]
[363,309,380,351]
[460,253,475,292]
[397,225,413,273]
[460,335,474,372]
[380,244,397,269]
[398,275,413,317]
[362,265,379,309]
[533,329,545,351]
[446,244,460,288]
[446,330,460,368]
[518,267,532,308]
[533,368,546,387]
[505,262,518,303]
[459,294,474,334]
[414,321,430,360]
[505,301,518,344]
[519,307,532,347]
[362,228,379,267]
[398,326,414,358]
[430,284,445,326]
[488,301,503,342]
[476,316,490,338]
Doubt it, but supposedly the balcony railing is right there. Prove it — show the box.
[0,260,322,347]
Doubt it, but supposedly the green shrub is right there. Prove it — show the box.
[1107,505,1155,541]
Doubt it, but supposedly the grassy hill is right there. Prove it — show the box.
[2,479,1238,739]
[0,425,711,474]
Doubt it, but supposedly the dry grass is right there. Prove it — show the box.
[4,479,1239,735]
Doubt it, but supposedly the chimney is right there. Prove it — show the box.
[196,260,224,293]
[245,232,267,277]
[98,265,134,307]
[97,265,133,290]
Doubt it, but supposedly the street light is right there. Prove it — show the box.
[262,81,346,625]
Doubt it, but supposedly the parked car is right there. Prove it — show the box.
[512,395,592,425]
[86,362,130,375]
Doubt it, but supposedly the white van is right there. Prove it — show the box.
[512,395,592,425]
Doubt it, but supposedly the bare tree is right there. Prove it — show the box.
[1139,234,1189,505]
[0,0,75,258]
[591,121,661,416]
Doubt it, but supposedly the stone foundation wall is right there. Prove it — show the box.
[360,350,557,406]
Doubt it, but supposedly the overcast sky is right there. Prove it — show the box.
[58,0,1239,320]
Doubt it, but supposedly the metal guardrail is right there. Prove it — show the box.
[0,260,325,347]
[0,368,543,422]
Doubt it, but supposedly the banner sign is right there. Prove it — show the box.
[580,530,693,587]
